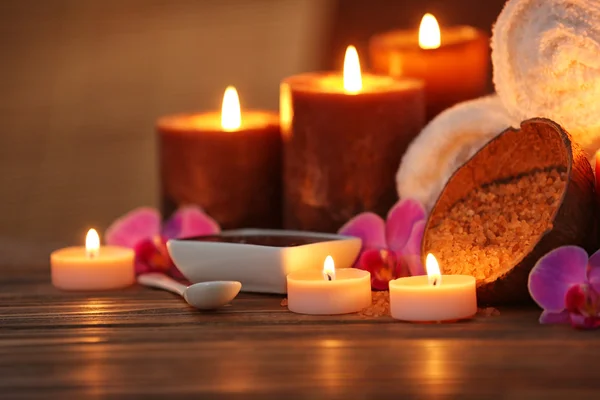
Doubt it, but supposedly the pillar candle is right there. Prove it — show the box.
[158,86,282,229]
[369,14,489,121]
[281,46,425,233]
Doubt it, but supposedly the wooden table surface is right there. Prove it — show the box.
[1,266,599,399]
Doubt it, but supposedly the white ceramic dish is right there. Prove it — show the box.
[167,229,362,294]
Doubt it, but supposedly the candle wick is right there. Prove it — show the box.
[433,277,438,286]
[327,274,332,281]
[87,249,99,259]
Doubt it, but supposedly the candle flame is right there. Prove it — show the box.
[426,253,442,286]
[419,13,441,50]
[343,45,362,94]
[86,229,100,258]
[322,255,336,281]
[221,86,242,131]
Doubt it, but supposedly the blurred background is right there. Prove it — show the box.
[0,0,506,265]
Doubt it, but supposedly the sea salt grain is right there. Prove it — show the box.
[359,291,390,317]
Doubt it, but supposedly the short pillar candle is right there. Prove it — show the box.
[389,254,477,322]
[281,46,425,233]
[158,86,282,229]
[287,256,372,315]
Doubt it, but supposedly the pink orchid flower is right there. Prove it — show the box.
[105,206,220,279]
[338,198,427,290]
[528,246,600,329]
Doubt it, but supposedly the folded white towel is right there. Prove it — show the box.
[492,0,600,156]
[396,95,517,211]
[396,0,600,208]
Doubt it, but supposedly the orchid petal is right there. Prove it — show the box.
[356,249,377,273]
[528,246,588,312]
[358,248,397,291]
[105,207,160,248]
[134,261,152,276]
[587,249,600,293]
[569,313,600,330]
[134,237,171,273]
[162,206,220,239]
[386,198,426,253]
[401,220,426,276]
[338,212,386,250]
[565,284,587,313]
[395,257,410,279]
[168,265,187,281]
[539,310,570,324]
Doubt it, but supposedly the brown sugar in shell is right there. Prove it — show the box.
[426,170,566,284]
[423,119,597,305]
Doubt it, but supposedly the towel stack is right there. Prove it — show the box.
[397,0,600,210]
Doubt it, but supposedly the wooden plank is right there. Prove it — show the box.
[1,268,600,399]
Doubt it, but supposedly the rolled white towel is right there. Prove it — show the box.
[396,95,517,211]
[492,0,600,157]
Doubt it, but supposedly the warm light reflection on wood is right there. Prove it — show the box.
[318,339,344,392]
[423,340,446,380]
[80,299,112,316]
[416,339,466,396]
[79,346,109,396]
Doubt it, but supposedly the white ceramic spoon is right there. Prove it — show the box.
[137,273,241,310]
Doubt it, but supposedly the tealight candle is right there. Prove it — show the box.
[369,13,489,120]
[50,229,135,291]
[287,256,371,315]
[158,86,281,229]
[389,254,476,322]
[282,45,425,233]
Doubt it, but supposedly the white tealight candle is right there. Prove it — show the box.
[50,229,135,291]
[389,254,477,322]
[287,256,371,315]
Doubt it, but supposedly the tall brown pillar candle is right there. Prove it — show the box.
[281,46,425,233]
[158,87,281,229]
[369,14,489,121]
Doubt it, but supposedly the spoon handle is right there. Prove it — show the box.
[137,273,187,297]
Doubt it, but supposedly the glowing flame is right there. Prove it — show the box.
[86,229,100,258]
[426,253,442,286]
[322,255,336,281]
[343,45,362,94]
[419,13,441,50]
[221,86,242,131]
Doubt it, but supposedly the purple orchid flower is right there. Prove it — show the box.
[528,246,600,329]
[338,198,427,290]
[105,206,220,279]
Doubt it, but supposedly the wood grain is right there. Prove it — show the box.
[1,267,600,399]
